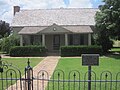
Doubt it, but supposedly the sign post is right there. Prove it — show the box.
[82,54,99,90]
[88,65,91,90]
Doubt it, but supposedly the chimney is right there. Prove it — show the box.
[14,6,20,15]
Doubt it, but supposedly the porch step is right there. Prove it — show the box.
[47,51,60,56]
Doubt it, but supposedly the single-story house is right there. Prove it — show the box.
[11,6,98,52]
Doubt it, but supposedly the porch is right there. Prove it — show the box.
[19,33,92,52]
[18,24,93,52]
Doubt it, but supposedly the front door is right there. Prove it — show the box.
[53,35,60,50]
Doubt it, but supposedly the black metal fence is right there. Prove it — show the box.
[0,59,120,90]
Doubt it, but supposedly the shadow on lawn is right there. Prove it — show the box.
[106,51,120,60]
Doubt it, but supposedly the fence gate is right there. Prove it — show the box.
[0,58,120,90]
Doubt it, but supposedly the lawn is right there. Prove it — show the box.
[0,57,43,90]
[56,56,120,76]
[48,56,120,90]
[110,47,120,52]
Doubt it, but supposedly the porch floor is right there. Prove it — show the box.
[47,50,60,56]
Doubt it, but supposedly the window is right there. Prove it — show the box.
[30,35,42,45]
[73,34,80,45]
[30,35,34,45]
[68,34,73,45]
[80,34,84,45]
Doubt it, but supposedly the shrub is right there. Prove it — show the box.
[10,46,47,57]
[60,45,103,57]
[0,35,20,53]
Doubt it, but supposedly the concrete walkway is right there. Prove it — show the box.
[7,56,60,90]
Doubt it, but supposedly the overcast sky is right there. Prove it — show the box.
[0,0,103,24]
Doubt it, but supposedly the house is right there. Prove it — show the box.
[11,6,98,52]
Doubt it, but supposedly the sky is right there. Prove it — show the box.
[0,0,104,23]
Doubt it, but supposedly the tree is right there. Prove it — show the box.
[95,0,120,52]
[0,20,11,38]
[0,35,20,53]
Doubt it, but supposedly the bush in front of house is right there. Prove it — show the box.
[0,35,20,53]
[60,45,103,57]
[9,46,47,57]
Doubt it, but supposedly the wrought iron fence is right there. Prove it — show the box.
[0,58,120,90]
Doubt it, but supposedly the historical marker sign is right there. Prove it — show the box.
[82,54,99,66]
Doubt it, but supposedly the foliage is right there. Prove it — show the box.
[97,0,120,39]
[10,46,47,57]
[60,45,103,57]
[0,20,11,38]
[0,35,20,53]
[95,0,120,52]
[95,30,113,53]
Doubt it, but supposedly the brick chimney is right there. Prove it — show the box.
[14,6,20,15]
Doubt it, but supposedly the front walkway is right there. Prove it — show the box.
[33,56,60,90]
[7,56,60,90]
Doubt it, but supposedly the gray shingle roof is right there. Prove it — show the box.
[11,8,98,27]
[18,27,46,34]
[63,25,93,33]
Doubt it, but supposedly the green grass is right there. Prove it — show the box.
[55,56,120,78]
[2,58,43,74]
[48,56,120,90]
[0,57,43,90]
[110,47,120,52]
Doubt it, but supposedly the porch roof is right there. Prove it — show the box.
[18,27,46,34]
[18,25,93,35]
[64,26,93,33]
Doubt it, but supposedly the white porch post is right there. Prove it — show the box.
[42,34,45,46]
[65,34,68,46]
[88,33,91,45]
[20,35,23,46]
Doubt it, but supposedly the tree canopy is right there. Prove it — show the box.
[95,0,120,52]
[0,20,11,38]
[96,0,120,39]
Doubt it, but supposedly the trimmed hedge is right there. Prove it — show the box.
[61,45,103,57]
[10,46,47,57]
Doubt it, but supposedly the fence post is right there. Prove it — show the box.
[25,59,33,90]
[0,56,3,73]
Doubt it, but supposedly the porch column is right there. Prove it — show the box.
[88,33,91,45]
[20,35,23,46]
[42,34,45,46]
[65,34,68,46]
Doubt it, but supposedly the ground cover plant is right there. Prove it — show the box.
[0,57,43,90]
